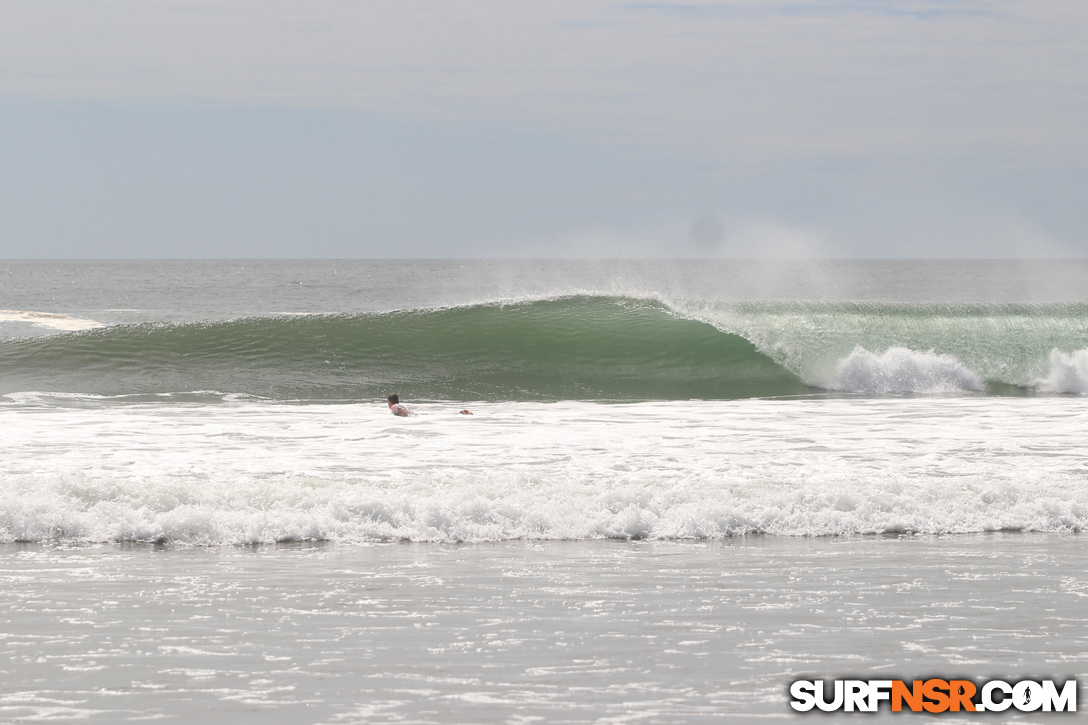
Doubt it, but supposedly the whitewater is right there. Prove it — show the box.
[2,260,1088,722]
[4,396,1088,545]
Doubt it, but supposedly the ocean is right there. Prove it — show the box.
[2,259,1087,722]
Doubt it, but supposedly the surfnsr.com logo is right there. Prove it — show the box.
[789,678,1077,713]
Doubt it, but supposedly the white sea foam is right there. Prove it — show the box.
[821,346,984,393]
[0,309,104,332]
[2,398,1086,545]
[1039,348,1088,394]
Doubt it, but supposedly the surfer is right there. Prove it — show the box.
[387,394,412,417]
[387,394,473,416]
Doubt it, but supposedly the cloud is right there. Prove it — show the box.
[1,1,1085,167]
[1,1,1086,258]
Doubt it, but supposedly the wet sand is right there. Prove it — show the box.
[1,533,1084,723]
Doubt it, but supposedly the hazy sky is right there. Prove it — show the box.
[2,0,1086,258]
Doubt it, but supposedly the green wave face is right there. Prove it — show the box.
[0,297,811,401]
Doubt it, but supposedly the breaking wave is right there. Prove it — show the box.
[3,296,1088,400]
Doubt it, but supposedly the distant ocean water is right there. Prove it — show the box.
[2,260,1087,722]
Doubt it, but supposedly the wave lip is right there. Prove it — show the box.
[822,346,984,394]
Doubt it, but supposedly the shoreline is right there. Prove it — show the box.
[3,533,1084,723]
[1,527,1083,551]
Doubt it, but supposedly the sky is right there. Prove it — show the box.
[1,0,1086,258]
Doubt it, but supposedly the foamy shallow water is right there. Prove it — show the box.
[1,535,1085,724]
[2,397,1088,544]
